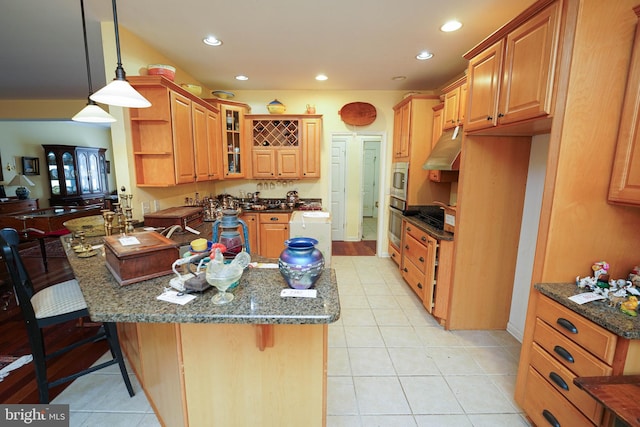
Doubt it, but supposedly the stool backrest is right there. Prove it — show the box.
[0,228,37,318]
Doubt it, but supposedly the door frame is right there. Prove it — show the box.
[329,132,388,254]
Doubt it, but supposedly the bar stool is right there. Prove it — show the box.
[0,227,134,403]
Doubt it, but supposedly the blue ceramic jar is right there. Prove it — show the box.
[278,237,325,289]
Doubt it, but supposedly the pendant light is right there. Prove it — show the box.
[90,0,151,108]
[72,0,116,123]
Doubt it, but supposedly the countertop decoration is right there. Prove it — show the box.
[576,261,640,316]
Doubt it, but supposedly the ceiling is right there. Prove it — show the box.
[1,0,535,100]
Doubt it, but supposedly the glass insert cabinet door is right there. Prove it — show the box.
[42,144,108,205]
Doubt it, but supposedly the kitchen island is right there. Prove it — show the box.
[64,233,340,427]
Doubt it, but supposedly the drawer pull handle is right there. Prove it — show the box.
[421,236,427,242]
[549,372,569,391]
[405,245,410,250]
[403,268,408,273]
[419,257,425,263]
[542,409,560,427]
[417,282,423,289]
[553,345,574,363]
[556,318,578,334]
[407,226,412,231]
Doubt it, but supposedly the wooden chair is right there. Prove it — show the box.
[0,228,134,403]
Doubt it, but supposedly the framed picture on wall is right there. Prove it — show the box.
[22,157,39,175]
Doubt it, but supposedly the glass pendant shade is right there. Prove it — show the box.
[89,0,151,109]
[90,79,151,108]
[72,102,117,123]
[72,0,118,123]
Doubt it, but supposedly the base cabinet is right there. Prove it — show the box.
[258,213,290,258]
[118,322,327,427]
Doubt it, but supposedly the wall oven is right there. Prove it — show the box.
[390,162,409,201]
[388,196,405,248]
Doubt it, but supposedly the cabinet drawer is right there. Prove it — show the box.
[534,319,612,378]
[402,234,429,274]
[404,222,429,245]
[401,257,426,301]
[389,243,400,266]
[537,295,617,364]
[523,366,596,427]
[530,343,603,424]
[259,213,289,224]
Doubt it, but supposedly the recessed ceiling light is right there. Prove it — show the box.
[416,51,433,60]
[203,36,222,46]
[441,20,462,32]
[392,76,407,81]
[315,74,328,81]
[235,75,248,81]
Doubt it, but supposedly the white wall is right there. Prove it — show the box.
[507,134,549,342]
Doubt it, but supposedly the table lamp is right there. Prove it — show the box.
[8,174,35,199]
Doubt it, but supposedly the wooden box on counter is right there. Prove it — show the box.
[104,231,179,286]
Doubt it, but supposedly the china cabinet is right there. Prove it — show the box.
[464,1,560,133]
[42,145,108,206]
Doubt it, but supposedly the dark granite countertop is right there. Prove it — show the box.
[64,234,340,325]
[402,215,454,241]
[535,283,640,340]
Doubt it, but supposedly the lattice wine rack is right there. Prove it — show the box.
[251,119,300,147]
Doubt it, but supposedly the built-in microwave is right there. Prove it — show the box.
[390,162,409,201]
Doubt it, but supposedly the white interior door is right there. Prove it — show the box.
[362,143,378,217]
[330,138,347,241]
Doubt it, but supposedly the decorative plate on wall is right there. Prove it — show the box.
[339,102,377,126]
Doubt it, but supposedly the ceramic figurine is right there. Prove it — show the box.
[620,296,638,317]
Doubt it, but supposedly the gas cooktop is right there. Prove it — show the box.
[405,205,445,231]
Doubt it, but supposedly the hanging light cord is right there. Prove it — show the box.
[111,0,126,81]
[79,0,96,99]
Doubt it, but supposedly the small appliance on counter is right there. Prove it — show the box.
[289,211,331,267]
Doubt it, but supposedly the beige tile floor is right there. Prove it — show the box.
[362,216,377,240]
[52,255,531,427]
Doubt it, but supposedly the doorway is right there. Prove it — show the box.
[361,138,380,241]
[330,133,384,252]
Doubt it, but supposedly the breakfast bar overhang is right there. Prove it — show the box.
[64,234,340,427]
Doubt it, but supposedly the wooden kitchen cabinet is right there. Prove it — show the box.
[609,6,640,206]
[464,1,561,133]
[401,220,436,308]
[428,102,459,183]
[128,76,222,186]
[247,115,322,179]
[392,101,411,160]
[239,212,258,255]
[391,95,451,205]
[193,104,222,182]
[43,144,108,206]
[442,77,467,130]
[301,117,322,178]
[522,294,624,426]
[219,102,248,178]
[258,213,289,258]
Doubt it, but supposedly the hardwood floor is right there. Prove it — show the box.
[0,244,108,404]
[331,240,376,256]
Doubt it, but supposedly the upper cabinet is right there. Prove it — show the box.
[392,101,412,160]
[43,144,108,206]
[128,76,226,187]
[464,1,561,133]
[609,6,640,206]
[214,101,250,179]
[442,77,467,130]
[246,115,322,179]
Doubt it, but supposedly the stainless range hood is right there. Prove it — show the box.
[423,126,462,170]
